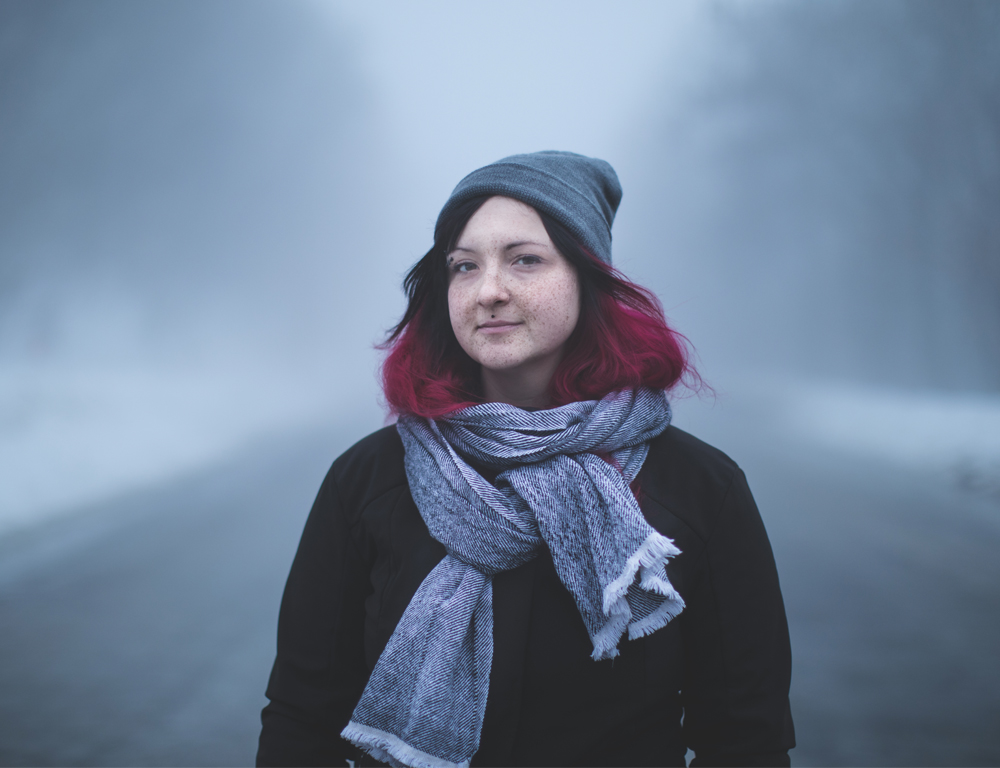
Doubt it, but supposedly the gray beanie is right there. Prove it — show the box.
[436,150,623,265]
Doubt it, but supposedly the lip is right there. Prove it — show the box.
[477,320,521,334]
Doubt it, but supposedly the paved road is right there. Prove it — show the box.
[1,408,998,766]
[0,422,364,767]
[684,399,1000,767]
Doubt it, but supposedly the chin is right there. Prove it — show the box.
[476,356,528,373]
[478,351,559,375]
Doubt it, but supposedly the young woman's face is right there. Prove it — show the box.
[447,196,580,403]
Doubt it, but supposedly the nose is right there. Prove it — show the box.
[476,262,510,307]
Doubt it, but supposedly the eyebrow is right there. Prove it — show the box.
[449,240,550,255]
[503,240,549,251]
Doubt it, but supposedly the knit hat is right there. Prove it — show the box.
[436,150,623,265]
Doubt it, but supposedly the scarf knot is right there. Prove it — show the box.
[342,389,685,768]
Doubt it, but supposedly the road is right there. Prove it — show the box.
[1,407,998,766]
[687,397,1000,766]
[0,423,357,767]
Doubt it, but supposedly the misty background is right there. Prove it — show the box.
[1,1,998,766]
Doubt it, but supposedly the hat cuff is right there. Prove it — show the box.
[438,163,613,264]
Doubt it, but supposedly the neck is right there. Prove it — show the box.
[481,360,558,410]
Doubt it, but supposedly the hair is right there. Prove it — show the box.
[379,195,702,419]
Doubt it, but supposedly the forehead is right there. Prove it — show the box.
[456,196,550,246]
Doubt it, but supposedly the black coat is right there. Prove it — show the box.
[257,425,795,767]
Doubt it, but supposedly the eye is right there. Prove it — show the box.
[449,259,478,274]
[513,254,542,266]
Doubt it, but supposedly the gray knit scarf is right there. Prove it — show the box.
[341,389,685,768]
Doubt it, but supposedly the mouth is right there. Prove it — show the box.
[477,320,521,334]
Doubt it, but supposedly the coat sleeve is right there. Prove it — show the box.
[256,467,372,768]
[680,468,796,767]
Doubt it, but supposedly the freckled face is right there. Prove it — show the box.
[447,196,581,382]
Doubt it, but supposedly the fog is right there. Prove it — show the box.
[4,0,996,530]
[1,1,998,765]
[0,0,716,527]
[1,0,405,525]
[619,0,1000,392]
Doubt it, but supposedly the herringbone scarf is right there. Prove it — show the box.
[341,389,685,768]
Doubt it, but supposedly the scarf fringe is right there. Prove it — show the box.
[341,722,471,768]
[628,592,686,640]
[639,568,675,595]
[590,531,683,660]
[602,531,681,615]
[590,608,629,660]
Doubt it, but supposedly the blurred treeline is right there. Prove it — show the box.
[2,0,997,394]
[629,0,999,392]
[0,0,388,372]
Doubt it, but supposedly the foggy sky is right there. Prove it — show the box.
[621,0,1000,392]
[1,0,997,394]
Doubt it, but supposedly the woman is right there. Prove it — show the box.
[257,151,794,767]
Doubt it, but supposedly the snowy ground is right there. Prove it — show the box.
[780,383,1000,498]
[0,362,381,536]
[673,376,1000,503]
[3,367,998,542]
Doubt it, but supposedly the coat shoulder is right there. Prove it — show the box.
[323,424,408,520]
[639,425,743,543]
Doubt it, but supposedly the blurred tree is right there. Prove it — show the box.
[639,0,999,391]
[0,0,380,365]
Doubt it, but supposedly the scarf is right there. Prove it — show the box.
[341,389,685,768]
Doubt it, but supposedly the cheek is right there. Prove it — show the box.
[532,275,580,340]
[559,286,582,338]
[448,285,472,339]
